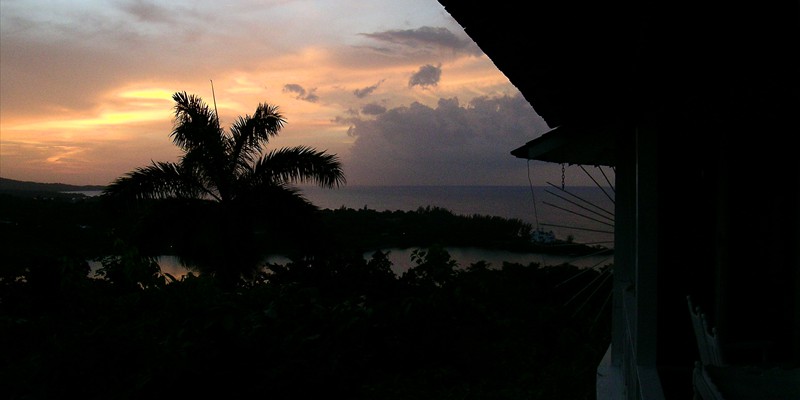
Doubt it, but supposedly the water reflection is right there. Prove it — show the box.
[88,248,612,281]
[87,256,191,280]
[375,247,613,276]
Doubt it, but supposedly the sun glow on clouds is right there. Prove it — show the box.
[1,0,542,186]
[0,85,181,184]
[8,110,170,132]
[45,146,83,164]
[119,88,175,101]
[4,87,174,135]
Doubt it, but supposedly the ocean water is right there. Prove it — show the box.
[299,185,615,247]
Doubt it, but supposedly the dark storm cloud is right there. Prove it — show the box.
[344,94,550,185]
[283,83,319,103]
[360,26,482,56]
[353,80,384,98]
[409,64,441,88]
[361,103,387,115]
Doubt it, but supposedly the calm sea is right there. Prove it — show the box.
[299,185,615,247]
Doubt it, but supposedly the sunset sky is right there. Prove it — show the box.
[1,0,592,187]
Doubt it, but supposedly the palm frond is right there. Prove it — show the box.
[180,137,235,201]
[230,103,286,165]
[233,182,315,212]
[253,146,346,188]
[103,161,213,201]
[170,91,223,152]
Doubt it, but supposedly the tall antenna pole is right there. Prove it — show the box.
[210,79,219,127]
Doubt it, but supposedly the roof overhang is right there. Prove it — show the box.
[510,124,617,167]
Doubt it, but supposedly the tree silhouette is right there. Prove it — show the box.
[104,91,345,285]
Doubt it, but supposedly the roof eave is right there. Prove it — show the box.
[510,125,618,167]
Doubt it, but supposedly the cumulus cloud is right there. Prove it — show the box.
[361,103,387,116]
[353,80,384,98]
[283,83,319,103]
[361,26,482,56]
[344,94,550,185]
[332,111,362,137]
[283,84,305,95]
[409,64,441,88]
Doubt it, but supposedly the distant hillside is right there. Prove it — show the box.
[0,177,106,198]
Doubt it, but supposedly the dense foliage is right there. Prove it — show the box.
[2,248,611,399]
[1,193,611,399]
[318,205,607,256]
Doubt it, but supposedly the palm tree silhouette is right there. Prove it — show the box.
[104,91,345,285]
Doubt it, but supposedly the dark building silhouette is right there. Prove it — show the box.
[438,1,799,398]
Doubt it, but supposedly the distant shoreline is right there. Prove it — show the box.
[0,177,106,193]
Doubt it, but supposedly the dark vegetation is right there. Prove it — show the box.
[0,190,611,399]
[0,177,104,199]
[319,205,608,256]
[0,185,605,267]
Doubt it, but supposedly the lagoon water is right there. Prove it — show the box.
[148,247,613,280]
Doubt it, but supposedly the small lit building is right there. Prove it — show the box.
[530,229,556,244]
[438,1,799,398]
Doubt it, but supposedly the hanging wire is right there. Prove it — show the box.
[210,79,220,128]
[592,289,614,326]
[542,190,615,223]
[545,182,614,217]
[526,160,541,230]
[597,166,615,193]
[580,165,615,205]
[542,200,614,227]
[571,271,612,317]
[536,240,615,247]
[564,267,611,307]
[539,162,615,323]
[539,222,614,234]
[555,253,615,288]
[532,162,617,272]
[526,160,549,266]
